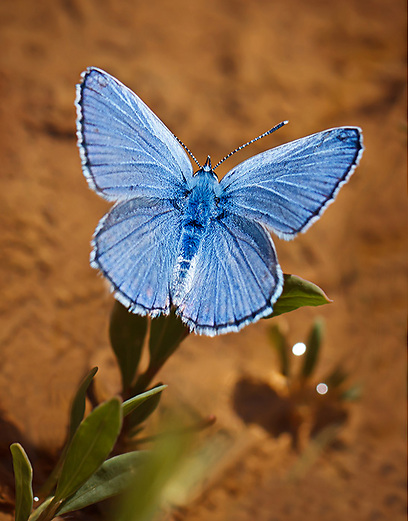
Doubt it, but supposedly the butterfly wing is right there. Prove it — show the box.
[92,197,183,315]
[220,127,363,239]
[175,213,283,336]
[76,67,193,201]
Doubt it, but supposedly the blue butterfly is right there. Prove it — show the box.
[75,67,363,336]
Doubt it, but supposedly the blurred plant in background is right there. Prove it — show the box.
[234,319,361,453]
[9,274,334,521]
[270,318,361,403]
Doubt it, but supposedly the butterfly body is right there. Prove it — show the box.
[76,67,363,336]
[173,160,219,289]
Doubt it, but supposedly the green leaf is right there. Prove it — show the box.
[57,452,149,515]
[126,384,165,429]
[122,385,167,417]
[10,443,33,521]
[110,301,148,391]
[149,311,189,368]
[266,274,332,319]
[269,325,290,377]
[117,423,190,521]
[340,383,362,402]
[301,319,324,379]
[55,397,122,503]
[69,367,98,441]
[131,311,189,395]
[37,367,98,500]
[324,366,348,389]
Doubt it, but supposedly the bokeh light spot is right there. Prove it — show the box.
[316,382,328,395]
[292,342,306,356]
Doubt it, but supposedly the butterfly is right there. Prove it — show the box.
[75,67,363,336]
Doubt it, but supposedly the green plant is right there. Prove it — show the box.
[267,319,362,449]
[10,274,330,521]
[269,319,362,399]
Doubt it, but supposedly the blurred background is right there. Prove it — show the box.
[0,0,406,520]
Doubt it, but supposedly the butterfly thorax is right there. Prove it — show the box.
[184,168,220,226]
[171,166,222,303]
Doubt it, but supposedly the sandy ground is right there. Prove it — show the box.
[0,0,406,520]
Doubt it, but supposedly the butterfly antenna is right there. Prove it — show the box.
[213,120,289,170]
[175,135,201,168]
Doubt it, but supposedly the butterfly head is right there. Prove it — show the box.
[203,155,212,172]
[194,155,218,181]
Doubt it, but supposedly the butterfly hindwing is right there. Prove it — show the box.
[176,213,283,336]
[92,197,183,316]
[76,67,193,201]
[220,127,363,239]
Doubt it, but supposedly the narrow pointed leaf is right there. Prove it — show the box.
[324,366,348,389]
[55,398,122,503]
[269,325,290,377]
[340,384,362,402]
[28,497,53,521]
[122,385,167,417]
[110,301,148,391]
[10,443,33,521]
[131,312,189,395]
[149,311,189,367]
[266,274,332,319]
[117,425,190,521]
[57,452,149,515]
[69,367,98,441]
[37,367,100,500]
[301,319,324,379]
[126,384,165,429]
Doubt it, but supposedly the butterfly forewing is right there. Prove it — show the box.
[76,67,193,201]
[220,127,363,239]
